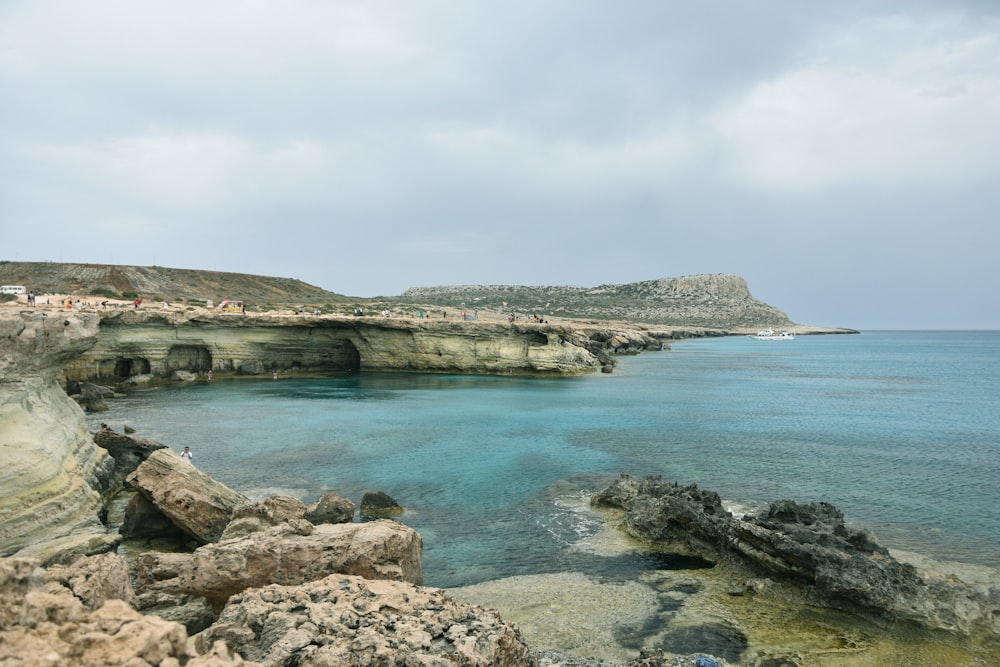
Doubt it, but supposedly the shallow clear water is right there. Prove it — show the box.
[94,330,1000,587]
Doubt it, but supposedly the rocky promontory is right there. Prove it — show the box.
[592,474,1000,644]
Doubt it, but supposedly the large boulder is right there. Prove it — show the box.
[125,449,248,544]
[197,573,536,667]
[135,519,423,613]
[93,429,167,490]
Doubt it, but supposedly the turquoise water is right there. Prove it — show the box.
[94,330,1000,587]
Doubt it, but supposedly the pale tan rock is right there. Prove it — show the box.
[43,552,138,610]
[0,312,116,563]
[197,573,536,667]
[137,520,422,613]
[1,556,260,666]
[220,495,307,540]
[126,449,248,544]
[61,310,608,383]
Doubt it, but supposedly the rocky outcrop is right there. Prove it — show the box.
[125,449,249,544]
[593,474,1000,640]
[136,520,423,613]
[0,311,117,564]
[197,573,536,667]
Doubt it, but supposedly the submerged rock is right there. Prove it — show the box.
[361,490,404,518]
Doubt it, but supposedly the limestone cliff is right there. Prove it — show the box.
[61,310,660,383]
[0,311,116,563]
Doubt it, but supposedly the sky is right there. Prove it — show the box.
[2,1,998,329]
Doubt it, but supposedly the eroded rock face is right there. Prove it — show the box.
[125,449,248,544]
[593,474,1000,639]
[0,312,117,564]
[61,310,613,383]
[136,519,423,613]
[198,573,537,667]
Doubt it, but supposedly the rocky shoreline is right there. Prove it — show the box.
[1,307,992,666]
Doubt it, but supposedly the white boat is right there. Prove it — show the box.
[750,329,795,341]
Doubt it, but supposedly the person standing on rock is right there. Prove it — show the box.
[181,446,193,464]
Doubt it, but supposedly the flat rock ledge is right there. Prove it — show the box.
[592,474,1000,642]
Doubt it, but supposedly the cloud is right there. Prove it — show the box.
[709,12,1000,193]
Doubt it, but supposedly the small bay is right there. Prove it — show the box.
[94,330,1000,589]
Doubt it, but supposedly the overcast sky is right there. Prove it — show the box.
[2,1,998,329]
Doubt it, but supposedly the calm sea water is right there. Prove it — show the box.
[94,330,1000,587]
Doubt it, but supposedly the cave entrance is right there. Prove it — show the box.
[113,357,151,380]
[165,345,214,373]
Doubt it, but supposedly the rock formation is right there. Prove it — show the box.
[0,555,256,666]
[198,573,537,667]
[592,474,1000,641]
[59,309,667,384]
[135,519,423,613]
[126,449,249,544]
[0,311,117,565]
[93,428,167,490]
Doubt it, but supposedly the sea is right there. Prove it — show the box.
[93,330,1000,589]
[90,329,1000,663]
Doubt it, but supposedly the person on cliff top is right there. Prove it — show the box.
[181,446,193,463]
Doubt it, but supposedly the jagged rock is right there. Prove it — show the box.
[125,449,248,544]
[0,556,258,666]
[305,492,356,524]
[135,519,422,613]
[360,490,404,517]
[197,573,536,667]
[221,495,308,540]
[593,474,1000,639]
